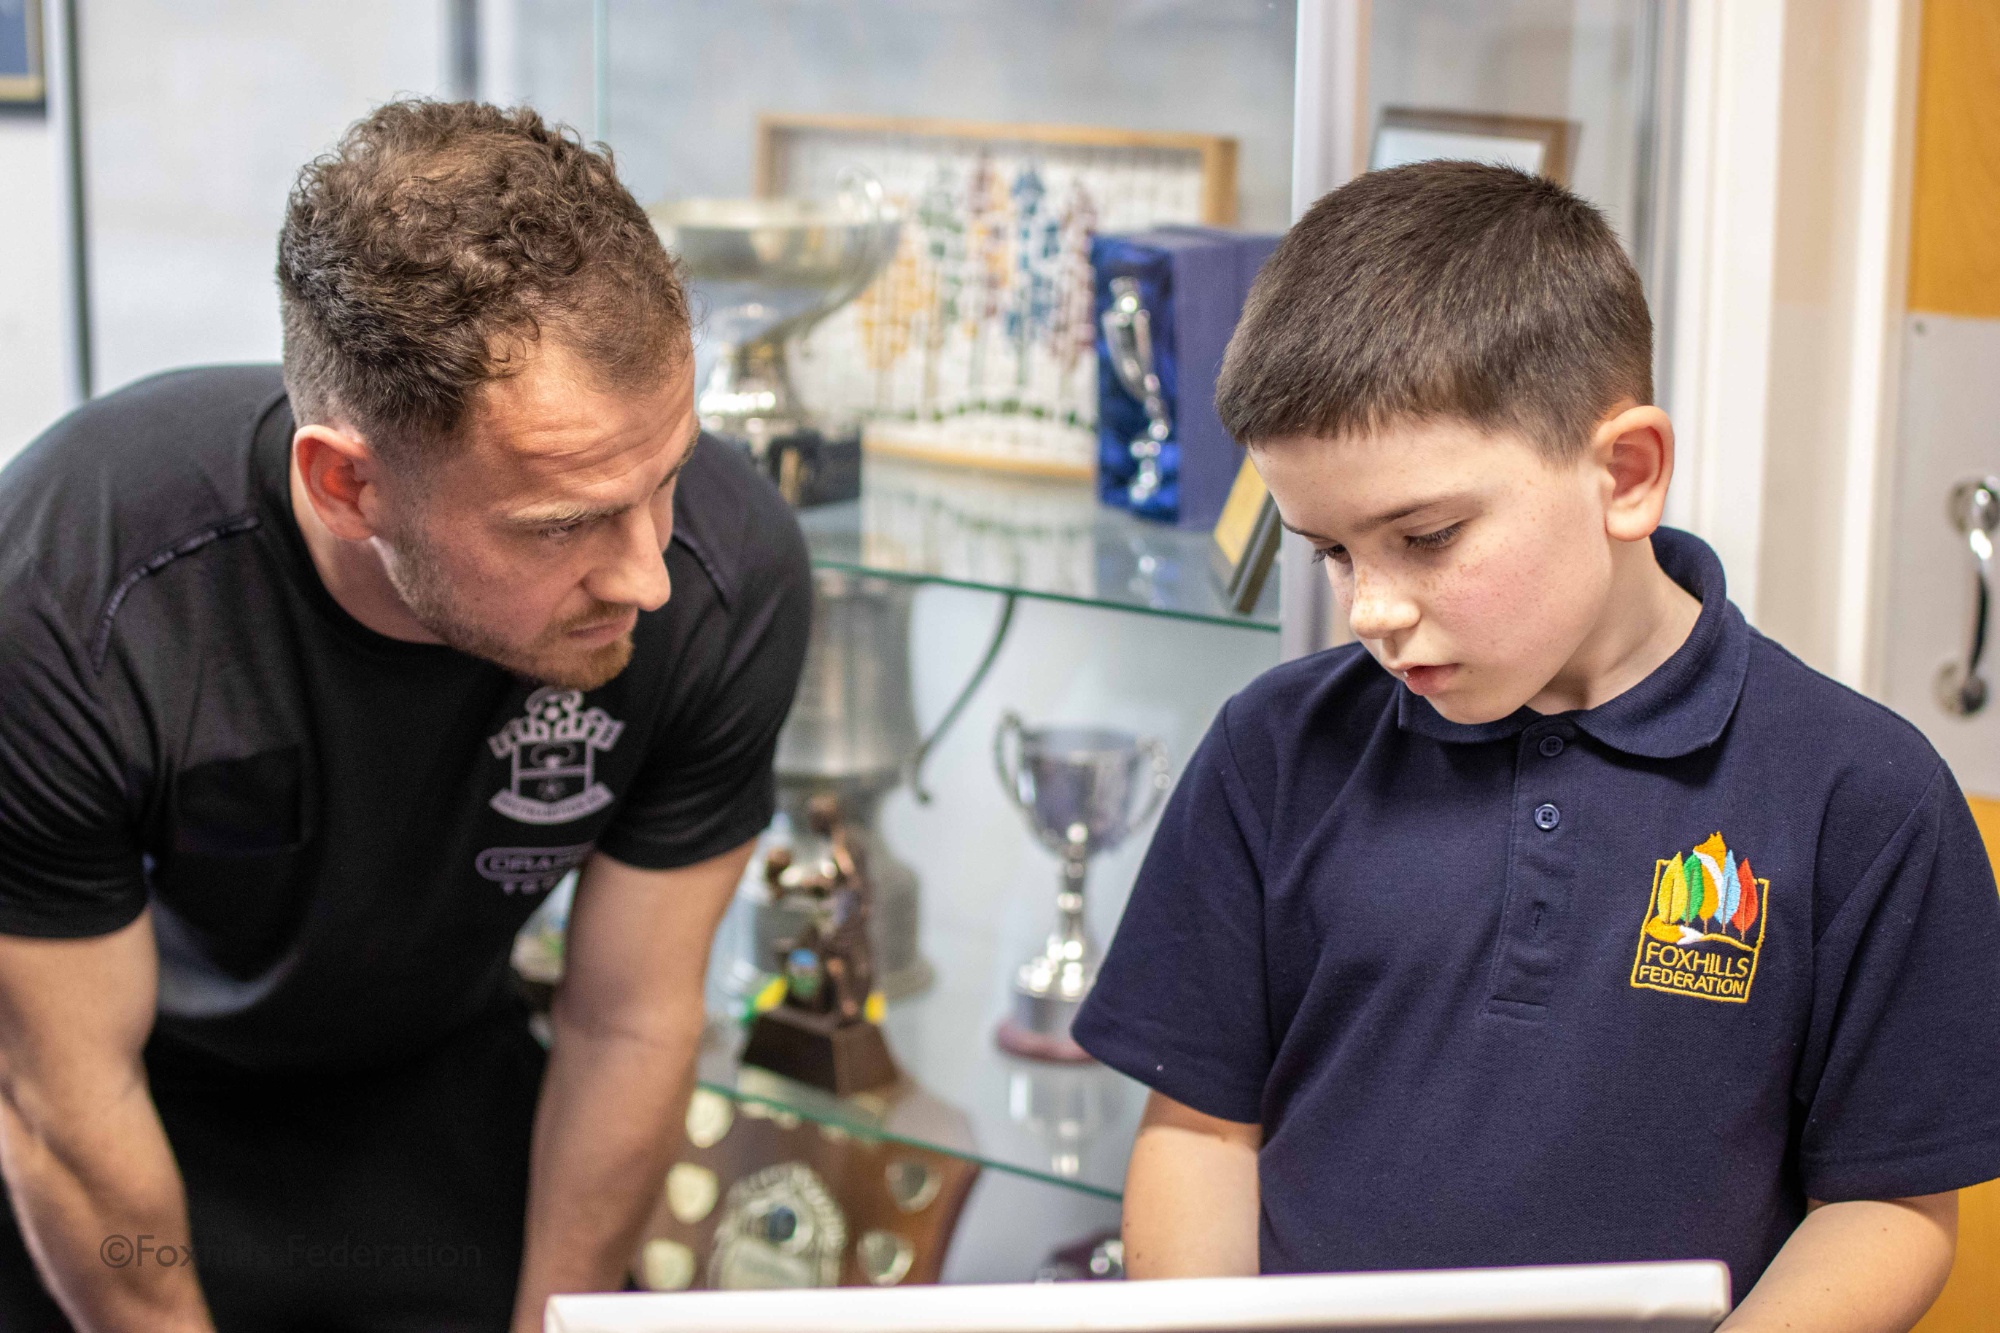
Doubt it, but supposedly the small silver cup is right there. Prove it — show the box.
[993,712,1169,1061]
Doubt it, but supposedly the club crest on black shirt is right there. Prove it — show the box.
[486,687,627,825]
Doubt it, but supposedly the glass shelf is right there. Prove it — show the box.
[798,454,1280,632]
[694,1018,1137,1203]
[697,886,1147,1202]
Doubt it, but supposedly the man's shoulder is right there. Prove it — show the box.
[8,364,285,479]
[0,365,288,649]
[667,434,808,614]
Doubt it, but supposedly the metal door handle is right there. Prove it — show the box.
[1936,477,2000,716]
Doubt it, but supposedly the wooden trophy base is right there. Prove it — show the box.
[742,1006,898,1096]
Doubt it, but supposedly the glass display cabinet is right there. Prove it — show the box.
[499,0,1672,1288]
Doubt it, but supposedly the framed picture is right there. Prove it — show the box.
[1371,107,1578,186]
[754,112,1239,478]
[756,112,1238,226]
[1210,455,1282,615]
[0,0,45,107]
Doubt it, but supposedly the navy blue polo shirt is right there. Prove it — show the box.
[1073,527,2000,1297]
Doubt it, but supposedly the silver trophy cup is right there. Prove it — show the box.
[994,713,1170,1061]
[646,175,900,458]
[1100,276,1172,508]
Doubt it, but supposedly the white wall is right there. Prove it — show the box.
[2,3,453,462]
[0,113,67,466]
[78,0,448,395]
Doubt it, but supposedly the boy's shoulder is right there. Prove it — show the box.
[1736,628,1952,856]
[1214,641,1397,789]
[1736,625,1951,820]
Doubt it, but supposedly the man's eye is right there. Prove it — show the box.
[1311,545,1350,565]
[538,520,586,541]
[1407,523,1462,551]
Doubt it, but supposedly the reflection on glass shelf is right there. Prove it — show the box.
[798,455,1279,631]
[700,877,1146,1201]
[695,1001,1140,1203]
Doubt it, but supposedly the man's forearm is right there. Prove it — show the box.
[1720,1194,1957,1333]
[510,1016,702,1332]
[0,1076,211,1332]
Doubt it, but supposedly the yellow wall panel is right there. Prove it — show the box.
[1907,0,2000,316]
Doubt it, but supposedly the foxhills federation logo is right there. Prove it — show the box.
[487,688,625,825]
[1630,831,1768,1004]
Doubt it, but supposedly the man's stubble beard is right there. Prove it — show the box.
[378,522,634,692]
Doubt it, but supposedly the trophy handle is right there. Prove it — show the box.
[1100,280,1151,405]
[993,711,1031,815]
[826,166,896,312]
[1132,737,1172,830]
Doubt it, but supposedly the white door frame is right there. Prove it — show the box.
[1832,0,1922,694]
[1659,0,1788,623]
[1281,0,1370,662]
[1665,0,1919,691]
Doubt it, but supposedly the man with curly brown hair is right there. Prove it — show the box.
[0,101,811,1331]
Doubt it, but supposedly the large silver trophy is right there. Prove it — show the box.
[993,713,1170,1061]
[647,178,899,503]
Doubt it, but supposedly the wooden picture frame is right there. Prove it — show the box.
[0,0,45,107]
[1211,456,1282,615]
[1371,107,1578,186]
[755,112,1238,225]
[755,111,1240,478]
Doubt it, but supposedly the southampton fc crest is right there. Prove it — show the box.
[487,687,625,825]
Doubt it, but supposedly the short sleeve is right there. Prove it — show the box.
[1071,699,1272,1124]
[0,586,149,937]
[594,522,811,872]
[1795,761,2000,1200]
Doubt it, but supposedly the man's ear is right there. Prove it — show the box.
[293,423,388,543]
[1592,404,1675,543]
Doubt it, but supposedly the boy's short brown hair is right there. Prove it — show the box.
[277,99,689,467]
[1215,160,1652,459]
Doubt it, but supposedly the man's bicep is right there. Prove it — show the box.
[0,914,159,1120]
[554,842,753,1043]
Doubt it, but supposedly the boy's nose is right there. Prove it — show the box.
[1345,569,1420,640]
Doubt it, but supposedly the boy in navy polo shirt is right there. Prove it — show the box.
[1071,162,2000,1330]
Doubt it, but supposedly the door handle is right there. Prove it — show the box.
[1936,476,2000,716]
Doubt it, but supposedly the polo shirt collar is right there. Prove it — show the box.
[1395,526,1748,759]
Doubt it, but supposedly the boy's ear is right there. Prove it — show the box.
[1591,404,1675,543]
[293,422,390,543]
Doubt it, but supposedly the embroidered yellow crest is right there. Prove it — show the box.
[1629,831,1768,1004]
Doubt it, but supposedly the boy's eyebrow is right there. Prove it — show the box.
[1278,494,1463,543]
[506,426,700,529]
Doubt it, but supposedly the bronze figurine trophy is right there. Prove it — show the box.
[742,793,897,1096]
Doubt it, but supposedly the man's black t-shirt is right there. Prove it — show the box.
[0,365,811,1071]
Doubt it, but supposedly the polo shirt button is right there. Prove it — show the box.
[1533,803,1561,831]
[1538,735,1565,757]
